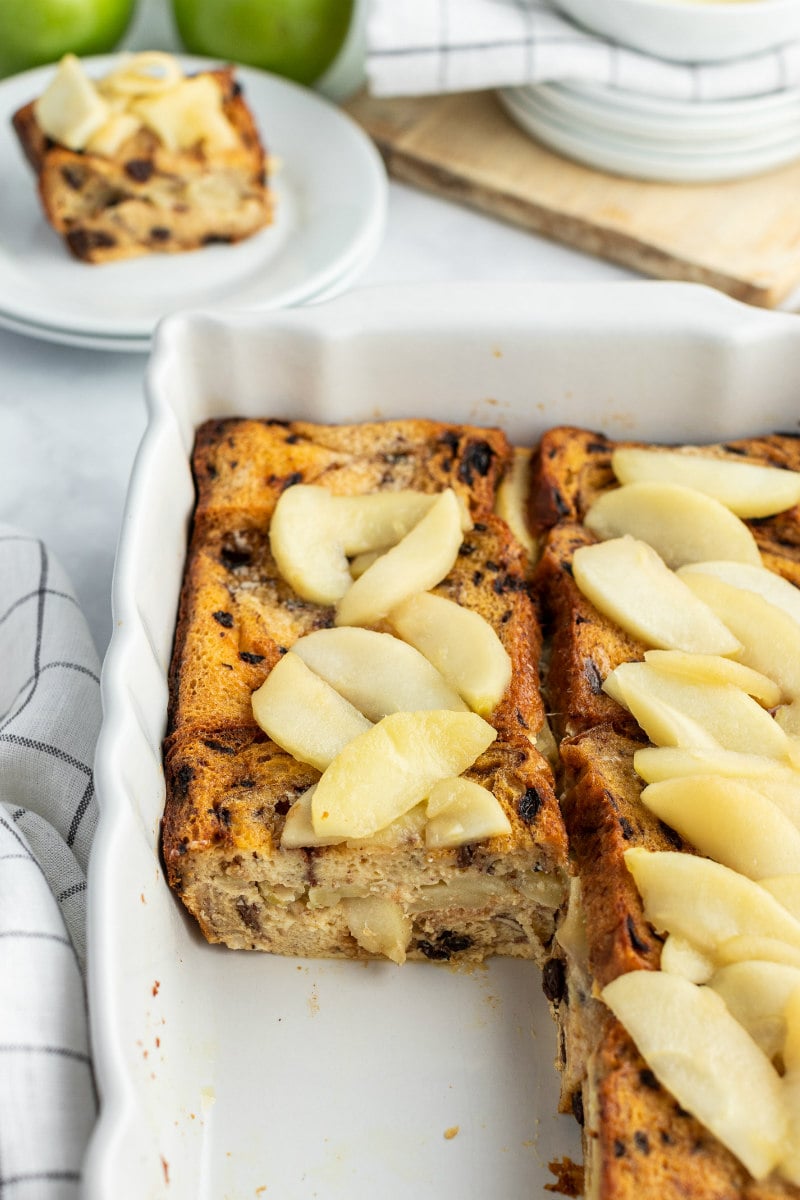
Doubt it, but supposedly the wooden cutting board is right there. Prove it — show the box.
[345,88,800,309]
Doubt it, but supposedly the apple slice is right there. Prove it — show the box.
[133,74,240,151]
[604,662,790,758]
[633,745,795,785]
[777,704,800,738]
[584,482,761,568]
[680,561,800,629]
[34,54,110,151]
[761,876,800,924]
[659,934,714,984]
[251,652,372,772]
[716,936,800,972]
[269,486,446,605]
[311,709,497,839]
[343,897,412,965]
[601,970,786,1180]
[282,791,429,850]
[572,536,741,655]
[494,447,537,557]
[389,592,512,716]
[779,990,800,1186]
[290,627,467,720]
[424,776,512,848]
[709,961,800,1062]
[679,571,800,701]
[604,670,720,751]
[611,447,800,519]
[349,550,381,579]
[741,778,800,833]
[85,111,142,156]
[280,786,345,849]
[642,650,781,708]
[640,776,800,880]
[336,490,466,628]
[624,847,800,958]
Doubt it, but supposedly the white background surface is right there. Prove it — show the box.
[0,0,634,657]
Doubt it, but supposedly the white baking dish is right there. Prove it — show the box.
[84,282,800,1200]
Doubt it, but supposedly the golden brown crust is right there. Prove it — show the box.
[586,1018,773,1200]
[559,727,686,988]
[534,522,644,742]
[191,417,511,531]
[12,67,271,262]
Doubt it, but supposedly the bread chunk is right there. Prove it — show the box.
[163,417,568,964]
[12,65,271,262]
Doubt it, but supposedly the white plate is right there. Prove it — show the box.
[0,55,387,343]
[84,281,800,1200]
[0,197,386,353]
[500,87,800,182]
[526,82,800,145]
[553,0,800,64]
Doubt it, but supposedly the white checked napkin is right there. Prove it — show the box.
[0,528,100,1199]
[366,0,800,101]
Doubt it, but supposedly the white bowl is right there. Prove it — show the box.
[553,0,800,64]
[84,282,800,1200]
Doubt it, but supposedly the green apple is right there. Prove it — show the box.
[0,0,136,78]
[172,0,354,85]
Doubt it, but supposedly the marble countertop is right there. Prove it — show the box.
[0,0,635,657]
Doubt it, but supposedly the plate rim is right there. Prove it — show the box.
[0,54,387,341]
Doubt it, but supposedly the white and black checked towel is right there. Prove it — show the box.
[0,528,100,1198]
[366,0,800,101]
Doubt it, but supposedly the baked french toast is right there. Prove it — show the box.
[162,417,569,965]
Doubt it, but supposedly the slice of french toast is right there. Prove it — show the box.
[162,417,569,965]
[533,426,800,1199]
[13,62,271,262]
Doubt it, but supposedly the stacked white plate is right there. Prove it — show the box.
[500,81,800,183]
[0,56,387,351]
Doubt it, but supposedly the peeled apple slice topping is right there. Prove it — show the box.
[389,591,511,717]
[335,490,465,629]
[679,571,800,702]
[604,662,789,758]
[640,776,800,880]
[290,626,468,720]
[611,447,800,519]
[602,970,786,1180]
[584,482,761,569]
[679,560,800,629]
[311,709,497,840]
[623,848,800,959]
[251,652,372,772]
[572,536,741,655]
[269,485,448,606]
